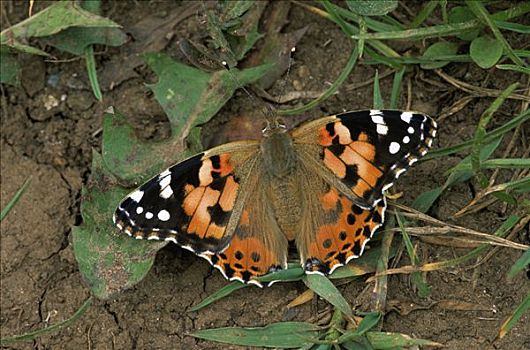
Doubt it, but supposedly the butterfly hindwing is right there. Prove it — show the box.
[202,174,289,287]
[113,142,259,254]
[303,185,386,274]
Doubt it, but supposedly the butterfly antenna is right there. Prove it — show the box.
[221,61,276,122]
[276,46,296,106]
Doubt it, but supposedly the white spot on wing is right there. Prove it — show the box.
[376,124,388,135]
[370,109,382,116]
[145,212,153,219]
[401,112,413,123]
[158,209,170,221]
[136,206,144,214]
[159,174,171,189]
[160,186,173,199]
[371,114,385,124]
[129,190,144,202]
[389,142,400,154]
[408,126,415,134]
[403,136,410,144]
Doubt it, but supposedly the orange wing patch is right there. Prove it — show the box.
[304,187,386,274]
[319,122,386,201]
[202,208,286,287]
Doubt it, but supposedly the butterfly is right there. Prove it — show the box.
[113,110,437,287]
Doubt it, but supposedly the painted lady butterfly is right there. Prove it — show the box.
[113,110,437,287]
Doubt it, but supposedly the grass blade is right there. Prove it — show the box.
[85,45,102,101]
[426,109,529,159]
[413,136,503,212]
[470,83,519,178]
[189,282,248,312]
[303,273,353,319]
[389,67,405,109]
[366,331,444,348]
[277,45,358,116]
[496,64,530,75]
[396,213,431,297]
[337,312,381,343]
[0,297,92,345]
[372,70,384,109]
[499,292,530,339]
[409,0,439,28]
[0,176,32,222]
[507,249,530,280]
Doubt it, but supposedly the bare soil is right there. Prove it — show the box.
[1,1,529,349]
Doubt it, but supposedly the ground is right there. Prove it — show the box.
[1,1,529,350]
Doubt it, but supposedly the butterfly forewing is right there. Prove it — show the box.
[293,110,437,208]
[113,141,259,254]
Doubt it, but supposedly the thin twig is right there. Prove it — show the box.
[435,69,530,102]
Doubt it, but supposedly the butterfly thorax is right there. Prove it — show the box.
[261,131,303,240]
[261,130,297,178]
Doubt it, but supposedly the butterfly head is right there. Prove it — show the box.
[262,117,287,137]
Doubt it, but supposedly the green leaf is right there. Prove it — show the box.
[346,0,398,16]
[0,2,119,46]
[448,6,481,40]
[101,111,174,184]
[303,274,353,318]
[72,152,166,300]
[85,45,103,101]
[44,26,127,55]
[470,35,504,68]
[102,54,271,183]
[337,312,381,343]
[257,265,305,283]
[191,322,321,348]
[0,49,21,86]
[222,1,256,21]
[420,41,459,69]
[466,0,526,67]
[145,52,271,147]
